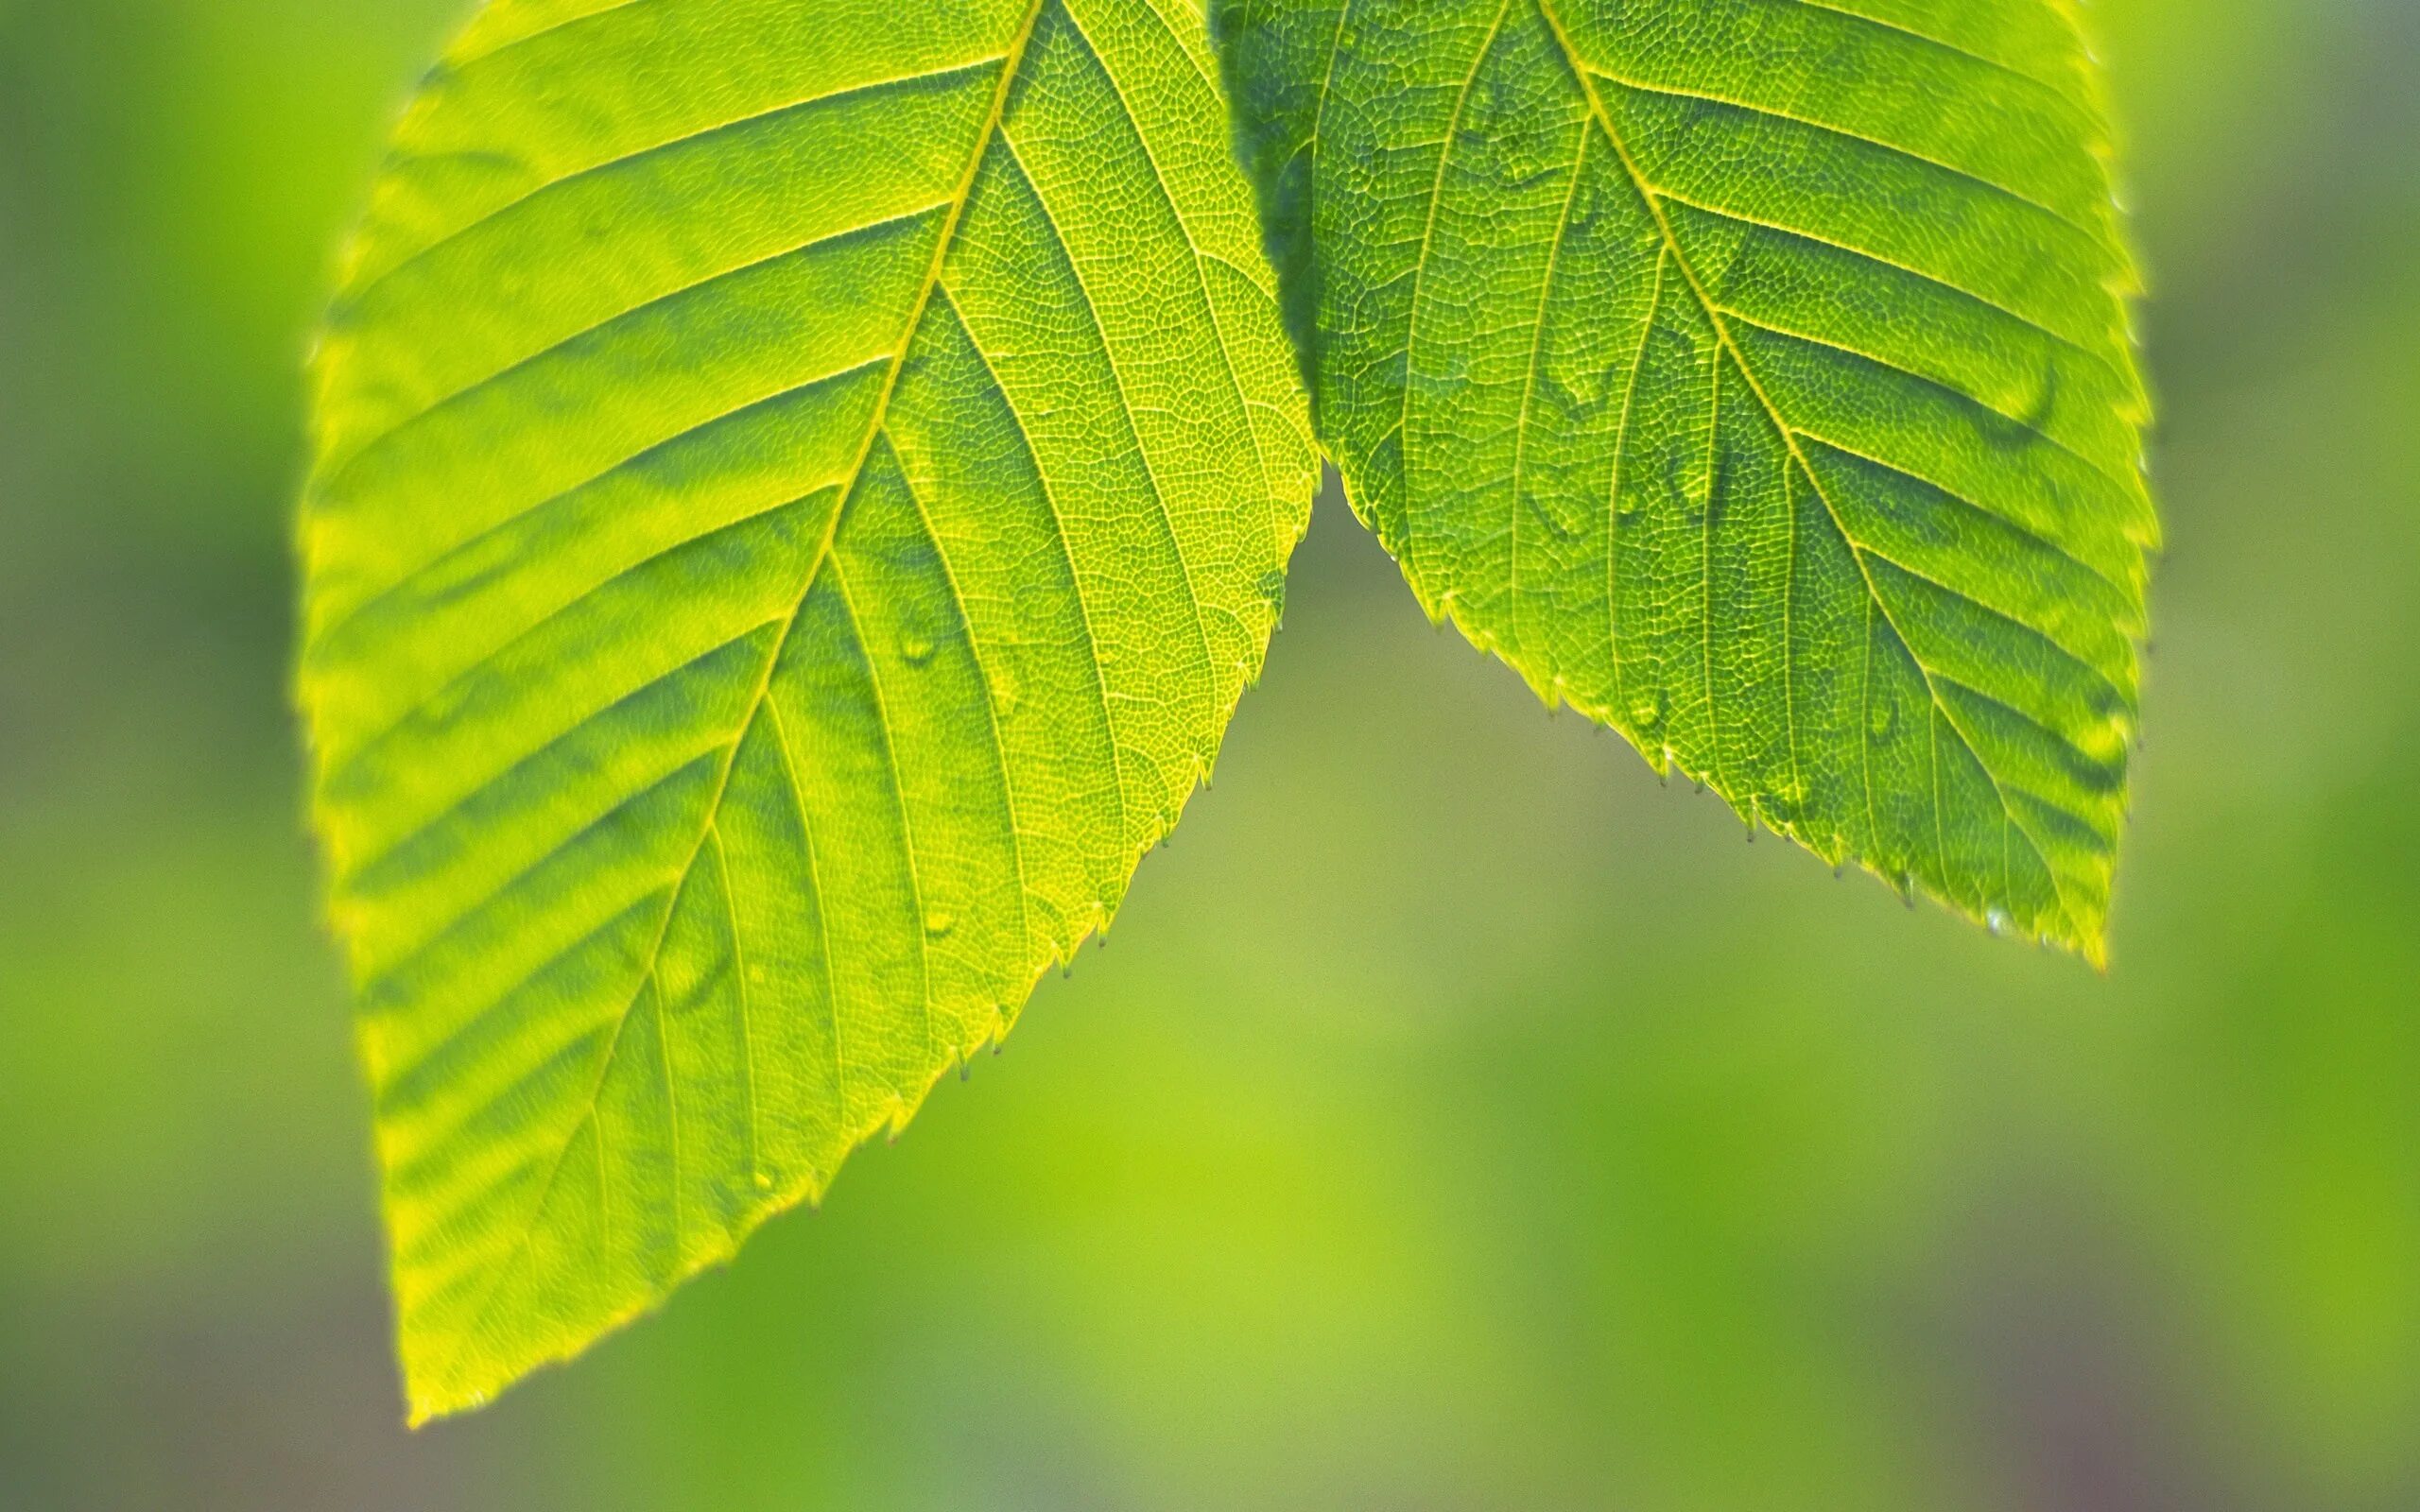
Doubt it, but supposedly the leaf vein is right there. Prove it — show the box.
[1587,66,2097,236]
[338,50,1007,318]
[1533,0,2078,933]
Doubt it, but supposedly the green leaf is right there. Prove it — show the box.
[299,0,1315,1421]
[1215,0,2156,958]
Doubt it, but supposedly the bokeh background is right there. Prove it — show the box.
[3,0,2415,1506]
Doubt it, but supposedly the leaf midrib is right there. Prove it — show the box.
[424,0,1053,1402]
[1527,0,2085,947]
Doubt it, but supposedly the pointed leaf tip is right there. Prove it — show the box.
[307,0,1315,1416]
[1215,0,2152,954]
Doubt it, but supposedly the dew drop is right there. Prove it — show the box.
[1985,908,2011,937]
[1567,176,1603,231]
[1868,697,1900,740]
[1527,493,1583,540]
[901,633,937,666]
[1629,694,1665,730]
[923,910,955,939]
[752,1169,775,1192]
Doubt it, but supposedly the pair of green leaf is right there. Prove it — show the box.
[298,0,2153,1420]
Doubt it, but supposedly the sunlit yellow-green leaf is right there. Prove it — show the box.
[299,0,1314,1421]
[1215,0,2156,957]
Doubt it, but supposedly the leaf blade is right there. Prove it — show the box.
[302,0,1315,1421]
[1215,0,2153,956]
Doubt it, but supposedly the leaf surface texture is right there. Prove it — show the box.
[300,0,1315,1420]
[1216,0,2155,954]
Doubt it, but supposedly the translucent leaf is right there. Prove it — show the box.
[1216,0,2155,958]
[299,0,1315,1420]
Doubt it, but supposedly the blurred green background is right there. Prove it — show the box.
[3,0,2415,1506]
